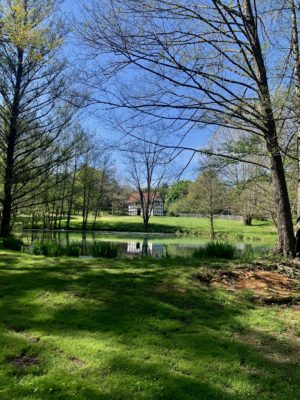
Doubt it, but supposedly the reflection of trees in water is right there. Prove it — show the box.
[243,244,254,256]
[142,238,150,256]
[20,231,273,257]
[66,232,70,246]
[165,244,195,258]
[116,242,128,255]
[82,232,88,255]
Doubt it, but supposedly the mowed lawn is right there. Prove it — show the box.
[0,252,299,399]
[62,216,277,241]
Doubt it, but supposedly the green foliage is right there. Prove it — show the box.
[193,241,236,259]
[90,242,119,258]
[32,241,81,257]
[2,236,23,251]
[33,241,65,257]
[32,241,47,256]
[165,180,190,210]
[65,244,81,257]
[186,171,227,215]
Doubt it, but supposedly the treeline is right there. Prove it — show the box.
[164,158,296,239]
[19,132,127,231]
[0,1,78,237]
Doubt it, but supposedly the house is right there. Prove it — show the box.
[127,192,164,216]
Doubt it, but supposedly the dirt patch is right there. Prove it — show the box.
[7,355,39,368]
[213,270,299,303]
[194,262,300,304]
[69,356,85,366]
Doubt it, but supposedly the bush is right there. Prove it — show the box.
[90,242,119,258]
[32,241,46,255]
[193,241,236,260]
[65,244,81,257]
[2,235,23,251]
[32,241,65,257]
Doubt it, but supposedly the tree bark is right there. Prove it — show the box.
[209,212,215,239]
[243,214,252,226]
[269,153,295,255]
[0,48,24,237]
[66,158,77,230]
[290,0,300,255]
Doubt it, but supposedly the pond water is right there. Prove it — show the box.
[19,230,274,258]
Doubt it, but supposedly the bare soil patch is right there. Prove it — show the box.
[69,356,85,366]
[7,355,39,368]
[194,260,300,304]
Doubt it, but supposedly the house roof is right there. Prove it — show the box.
[127,192,161,203]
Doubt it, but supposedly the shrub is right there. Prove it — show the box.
[2,235,23,251]
[90,242,119,258]
[32,241,65,257]
[65,244,81,257]
[32,241,47,255]
[193,241,236,260]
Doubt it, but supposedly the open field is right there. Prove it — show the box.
[23,216,277,242]
[0,251,299,399]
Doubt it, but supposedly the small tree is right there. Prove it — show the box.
[126,137,169,229]
[186,170,226,239]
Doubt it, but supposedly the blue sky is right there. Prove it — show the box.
[59,0,208,181]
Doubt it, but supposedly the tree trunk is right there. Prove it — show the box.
[290,0,300,255]
[209,212,215,239]
[58,165,68,229]
[270,153,295,256]
[66,160,77,230]
[143,213,149,229]
[1,193,12,237]
[0,48,24,237]
[243,214,252,226]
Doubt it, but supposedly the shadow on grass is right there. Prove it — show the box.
[69,220,179,234]
[0,253,299,399]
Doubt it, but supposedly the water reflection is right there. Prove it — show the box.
[127,239,164,257]
[19,230,273,258]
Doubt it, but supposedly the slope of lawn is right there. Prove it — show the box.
[48,216,276,241]
[0,251,299,399]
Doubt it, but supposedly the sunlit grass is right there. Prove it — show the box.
[0,251,299,399]
[40,215,277,242]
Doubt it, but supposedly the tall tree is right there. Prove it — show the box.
[289,0,300,254]
[0,0,73,236]
[79,0,296,255]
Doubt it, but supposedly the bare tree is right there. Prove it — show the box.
[126,136,170,229]
[78,0,298,255]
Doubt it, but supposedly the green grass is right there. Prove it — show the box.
[22,215,277,241]
[0,251,299,399]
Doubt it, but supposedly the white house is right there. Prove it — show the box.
[127,192,164,216]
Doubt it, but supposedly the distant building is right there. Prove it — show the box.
[127,192,164,216]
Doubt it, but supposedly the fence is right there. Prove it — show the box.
[177,213,243,221]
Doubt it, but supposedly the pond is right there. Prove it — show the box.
[19,230,274,258]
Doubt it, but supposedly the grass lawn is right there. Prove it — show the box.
[0,251,299,399]
[45,216,277,242]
